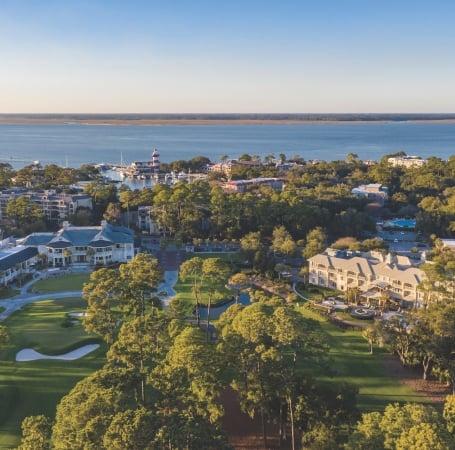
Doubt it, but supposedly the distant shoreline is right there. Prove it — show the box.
[1,117,455,126]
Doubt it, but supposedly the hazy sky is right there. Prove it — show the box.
[1,0,455,113]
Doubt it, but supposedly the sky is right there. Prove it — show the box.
[1,0,455,113]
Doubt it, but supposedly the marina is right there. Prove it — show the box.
[97,158,206,189]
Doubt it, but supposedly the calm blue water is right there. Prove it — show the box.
[0,122,455,169]
[198,293,251,320]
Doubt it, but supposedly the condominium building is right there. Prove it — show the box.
[207,159,262,176]
[387,155,426,168]
[308,249,426,306]
[223,177,284,193]
[0,188,92,223]
[137,206,161,235]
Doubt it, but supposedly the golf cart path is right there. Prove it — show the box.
[0,291,82,322]
[0,269,179,322]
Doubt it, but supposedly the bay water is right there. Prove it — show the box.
[0,121,454,169]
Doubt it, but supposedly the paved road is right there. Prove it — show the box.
[0,291,82,322]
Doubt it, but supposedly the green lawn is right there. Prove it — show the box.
[30,273,91,293]
[0,287,20,300]
[0,296,105,449]
[298,305,425,412]
[296,285,342,301]
[0,273,430,447]
[172,273,234,314]
[172,278,196,315]
[335,310,375,325]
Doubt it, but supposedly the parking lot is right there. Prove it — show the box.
[376,229,429,257]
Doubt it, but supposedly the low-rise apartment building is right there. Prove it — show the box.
[137,206,161,235]
[0,188,92,223]
[207,159,262,176]
[223,177,284,193]
[387,155,427,168]
[308,249,426,306]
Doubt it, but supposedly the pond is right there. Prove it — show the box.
[198,293,251,320]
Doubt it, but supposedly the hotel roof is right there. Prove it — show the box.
[0,246,38,271]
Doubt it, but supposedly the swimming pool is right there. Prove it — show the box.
[384,218,416,229]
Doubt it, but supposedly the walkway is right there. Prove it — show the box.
[157,270,178,306]
[0,268,179,321]
[0,290,82,322]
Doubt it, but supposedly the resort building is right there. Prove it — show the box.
[0,246,38,286]
[387,155,427,168]
[351,183,389,205]
[0,188,92,223]
[308,249,426,306]
[21,221,134,267]
[223,177,284,193]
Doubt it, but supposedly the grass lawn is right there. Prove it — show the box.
[296,285,342,301]
[30,273,91,293]
[172,273,234,315]
[0,296,105,449]
[188,252,242,270]
[298,305,425,412]
[335,310,375,325]
[0,288,20,300]
[172,278,196,315]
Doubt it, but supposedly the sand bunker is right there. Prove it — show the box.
[16,344,100,362]
[68,312,87,317]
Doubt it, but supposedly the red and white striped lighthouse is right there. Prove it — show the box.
[151,149,160,176]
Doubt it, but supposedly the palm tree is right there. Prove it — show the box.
[62,248,72,267]
[86,247,95,265]
[345,287,361,305]
[38,252,47,268]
